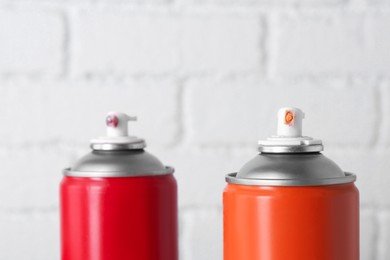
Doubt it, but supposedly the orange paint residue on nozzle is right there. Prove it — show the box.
[284,111,294,126]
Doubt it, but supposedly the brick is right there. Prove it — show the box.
[0,10,62,75]
[380,71,390,147]
[192,0,344,6]
[71,11,180,75]
[378,210,390,260]
[186,77,376,147]
[180,208,222,260]
[365,13,390,75]
[180,13,263,74]
[360,209,377,260]
[368,0,390,5]
[326,149,390,207]
[72,10,263,75]
[155,146,254,207]
[0,148,71,209]
[0,79,179,147]
[275,13,363,76]
[0,212,59,260]
[274,12,390,76]
[100,0,171,3]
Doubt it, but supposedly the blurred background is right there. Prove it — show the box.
[0,0,388,259]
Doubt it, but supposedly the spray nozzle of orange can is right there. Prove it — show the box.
[277,107,305,137]
[258,107,322,152]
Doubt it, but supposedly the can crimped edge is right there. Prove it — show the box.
[63,166,175,178]
[258,144,323,153]
[225,172,356,186]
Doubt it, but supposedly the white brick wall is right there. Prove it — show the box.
[273,11,390,77]
[180,208,223,260]
[378,210,390,260]
[0,9,63,75]
[0,79,179,146]
[72,11,180,75]
[179,12,263,74]
[0,212,59,260]
[0,1,388,259]
[186,77,377,147]
[72,10,263,76]
[0,149,66,209]
[360,209,377,260]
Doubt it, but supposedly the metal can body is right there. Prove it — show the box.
[223,182,359,260]
[60,174,178,260]
[224,108,359,260]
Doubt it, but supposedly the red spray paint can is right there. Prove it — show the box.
[224,107,359,260]
[60,112,178,260]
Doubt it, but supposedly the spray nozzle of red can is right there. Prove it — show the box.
[106,112,137,137]
[90,112,146,150]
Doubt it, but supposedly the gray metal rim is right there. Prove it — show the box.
[63,166,174,178]
[225,172,356,186]
[258,144,324,153]
[91,142,146,151]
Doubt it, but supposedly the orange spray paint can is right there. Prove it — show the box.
[224,107,359,260]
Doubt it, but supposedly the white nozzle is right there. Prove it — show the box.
[90,112,145,149]
[277,107,305,137]
[258,107,322,151]
[106,112,137,137]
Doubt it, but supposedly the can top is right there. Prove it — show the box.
[226,153,355,186]
[258,107,323,153]
[64,112,174,177]
[65,150,174,177]
[90,112,146,151]
[226,107,356,186]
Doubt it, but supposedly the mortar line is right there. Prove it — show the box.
[372,207,382,260]
[173,77,186,147]
[60,9,70,79]
[371,79,382,147]
[259,13,268,78]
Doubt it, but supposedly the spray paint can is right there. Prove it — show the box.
[224,107,359,260]
[60,112,178,260]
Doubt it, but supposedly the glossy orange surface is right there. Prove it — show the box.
[223,183,359,260]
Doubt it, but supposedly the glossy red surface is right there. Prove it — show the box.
[60,174,178,260]
[224,183,359,260]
